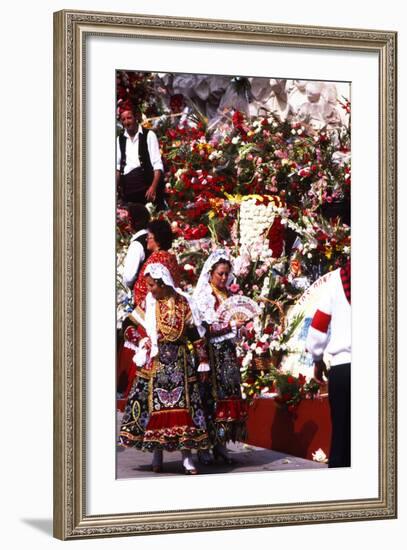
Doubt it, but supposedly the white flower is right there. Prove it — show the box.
[242,352,253,368]
[312,448,328,463]
[175,168,185,179]
[232,136,240,144]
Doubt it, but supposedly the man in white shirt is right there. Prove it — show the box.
[306,260,351,468]
[116,106,165,208]
[122,203,151,290]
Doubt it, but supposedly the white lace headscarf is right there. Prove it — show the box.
[193,249,234,325]
[144,263,205,358]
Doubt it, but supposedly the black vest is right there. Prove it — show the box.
[119,128,166,207]
[135,232,151,265]
[127,233,151,290]
[119,127,154,179]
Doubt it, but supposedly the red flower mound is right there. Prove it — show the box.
[182,224,209,240]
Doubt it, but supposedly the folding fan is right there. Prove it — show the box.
[216,295,261,323]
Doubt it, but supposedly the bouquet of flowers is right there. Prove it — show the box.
[241,367,320,412]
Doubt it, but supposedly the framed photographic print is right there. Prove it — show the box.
[53,9,397,540]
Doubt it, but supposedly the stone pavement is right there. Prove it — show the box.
[116,440,327,479]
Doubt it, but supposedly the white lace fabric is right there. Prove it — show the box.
[193,249,234,329]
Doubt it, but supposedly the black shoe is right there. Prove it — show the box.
[213,445,235,465]
[183,466,198,475]
[197,449,214,465]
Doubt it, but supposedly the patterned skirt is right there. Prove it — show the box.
[119,341,210,452]
[200,338,248,445]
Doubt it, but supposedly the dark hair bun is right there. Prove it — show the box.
[147,219,173,251]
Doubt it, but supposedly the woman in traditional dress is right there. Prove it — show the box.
[133,219,180,309]
[119,263,210,474]
[193,249,248,464]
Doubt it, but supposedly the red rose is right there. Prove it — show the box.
[232,111,244,127]
[298,374,306,386]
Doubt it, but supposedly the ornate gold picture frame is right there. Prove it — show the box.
[53,9,397,540]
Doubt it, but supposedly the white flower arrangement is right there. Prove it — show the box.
[239,198,277,261]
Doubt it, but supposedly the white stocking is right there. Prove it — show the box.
[181,450,195,471]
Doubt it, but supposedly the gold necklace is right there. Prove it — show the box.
[156,296,185,342]
[210,282,228,303]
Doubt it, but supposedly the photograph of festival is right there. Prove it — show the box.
[115,71,351,478]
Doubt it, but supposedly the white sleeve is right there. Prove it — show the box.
[147,131,164,172]
[305,277,333,361]
[116,136,121,171]
[122,241,145,288]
